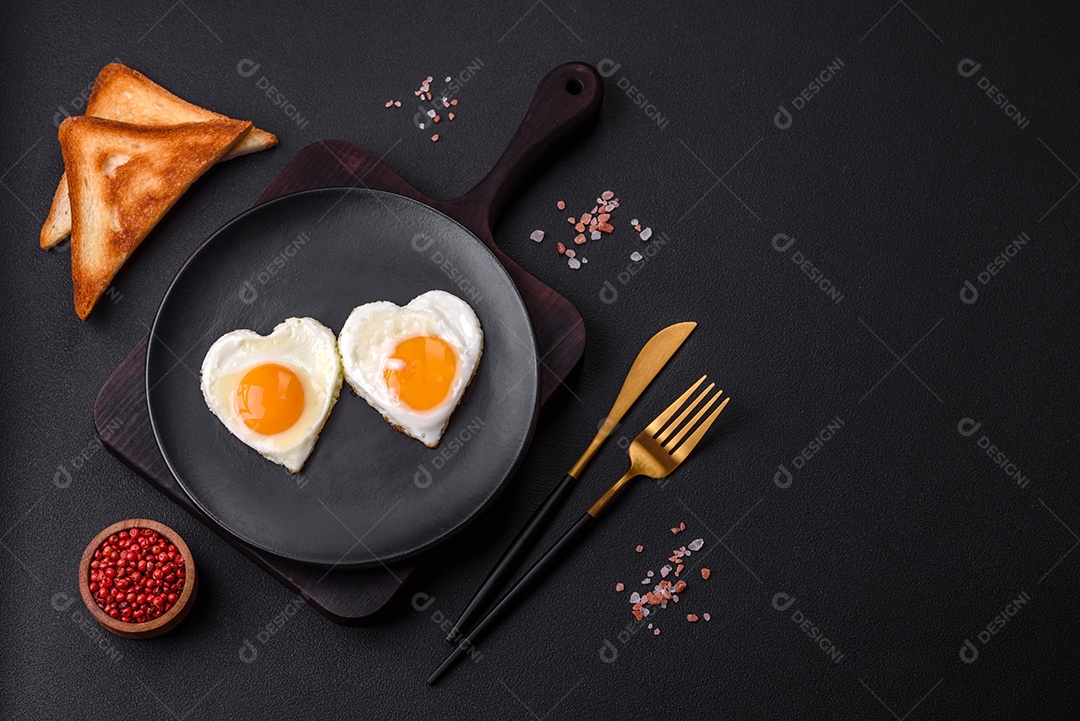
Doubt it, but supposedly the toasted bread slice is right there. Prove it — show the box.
[40,175,72,249]
[40,63,276,248]
[60,116,251,319]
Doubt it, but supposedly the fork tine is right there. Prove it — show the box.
[657,383,715,444]
[645,376,706,435]
[672,395,731,463]
[663,389,723,449]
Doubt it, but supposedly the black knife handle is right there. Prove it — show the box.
[429,512,595,684]
[445,472,578,642]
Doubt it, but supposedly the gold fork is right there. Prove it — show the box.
[587,375,728,517]
[429,375,730,684]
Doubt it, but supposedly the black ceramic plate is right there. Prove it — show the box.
[146,188,539,567]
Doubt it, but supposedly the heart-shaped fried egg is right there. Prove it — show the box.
[200,317,343,472]
[338,290,483,447]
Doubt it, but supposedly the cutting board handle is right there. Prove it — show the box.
[443,62,603,234]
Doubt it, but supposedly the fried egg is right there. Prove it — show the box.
[338,290,483,447]
[200,317,343,472]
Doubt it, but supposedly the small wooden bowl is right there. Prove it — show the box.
[79,519,198,639]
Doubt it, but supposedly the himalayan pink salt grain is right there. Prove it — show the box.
[703,613,711,621]
[615,583,624,592]
[557,200,566,210]
[700,568,711,580]
[654,628,660,635]
[687,614,699,623]
[635,545,643,553]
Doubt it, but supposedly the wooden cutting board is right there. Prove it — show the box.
[92,63,602,622]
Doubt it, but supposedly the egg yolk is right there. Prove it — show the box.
[384,336,458,411]
[234,363,305,435]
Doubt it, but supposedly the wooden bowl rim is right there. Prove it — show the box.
[79,518,196,637]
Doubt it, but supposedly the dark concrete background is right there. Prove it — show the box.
[2,1,1078,718]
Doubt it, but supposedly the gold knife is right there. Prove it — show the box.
[569,320,697,477]
[445,321,697,642]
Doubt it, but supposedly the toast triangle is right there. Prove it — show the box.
[59,116,251,319]
[40,63,276,248]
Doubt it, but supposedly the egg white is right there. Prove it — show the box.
[200,317,343,472]
[338,290,483,447]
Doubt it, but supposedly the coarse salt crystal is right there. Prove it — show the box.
[703,613,711,621]
[631,218,639,226]
[530,230,545,242]
[615,582,624,592]
[565,248,576,258]
[568,257,581,269]
[688,538,704,551]
[445,76,451,82]
[640,227,653,241]
[591,231,601,240]
[629,592,641,604]
[660,565,671,578]
[427,109,436,118]
[630,251,643,262]
[647,570,654,577]
[641,578,650,585]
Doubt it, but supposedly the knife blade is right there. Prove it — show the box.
[568,320,697,477]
